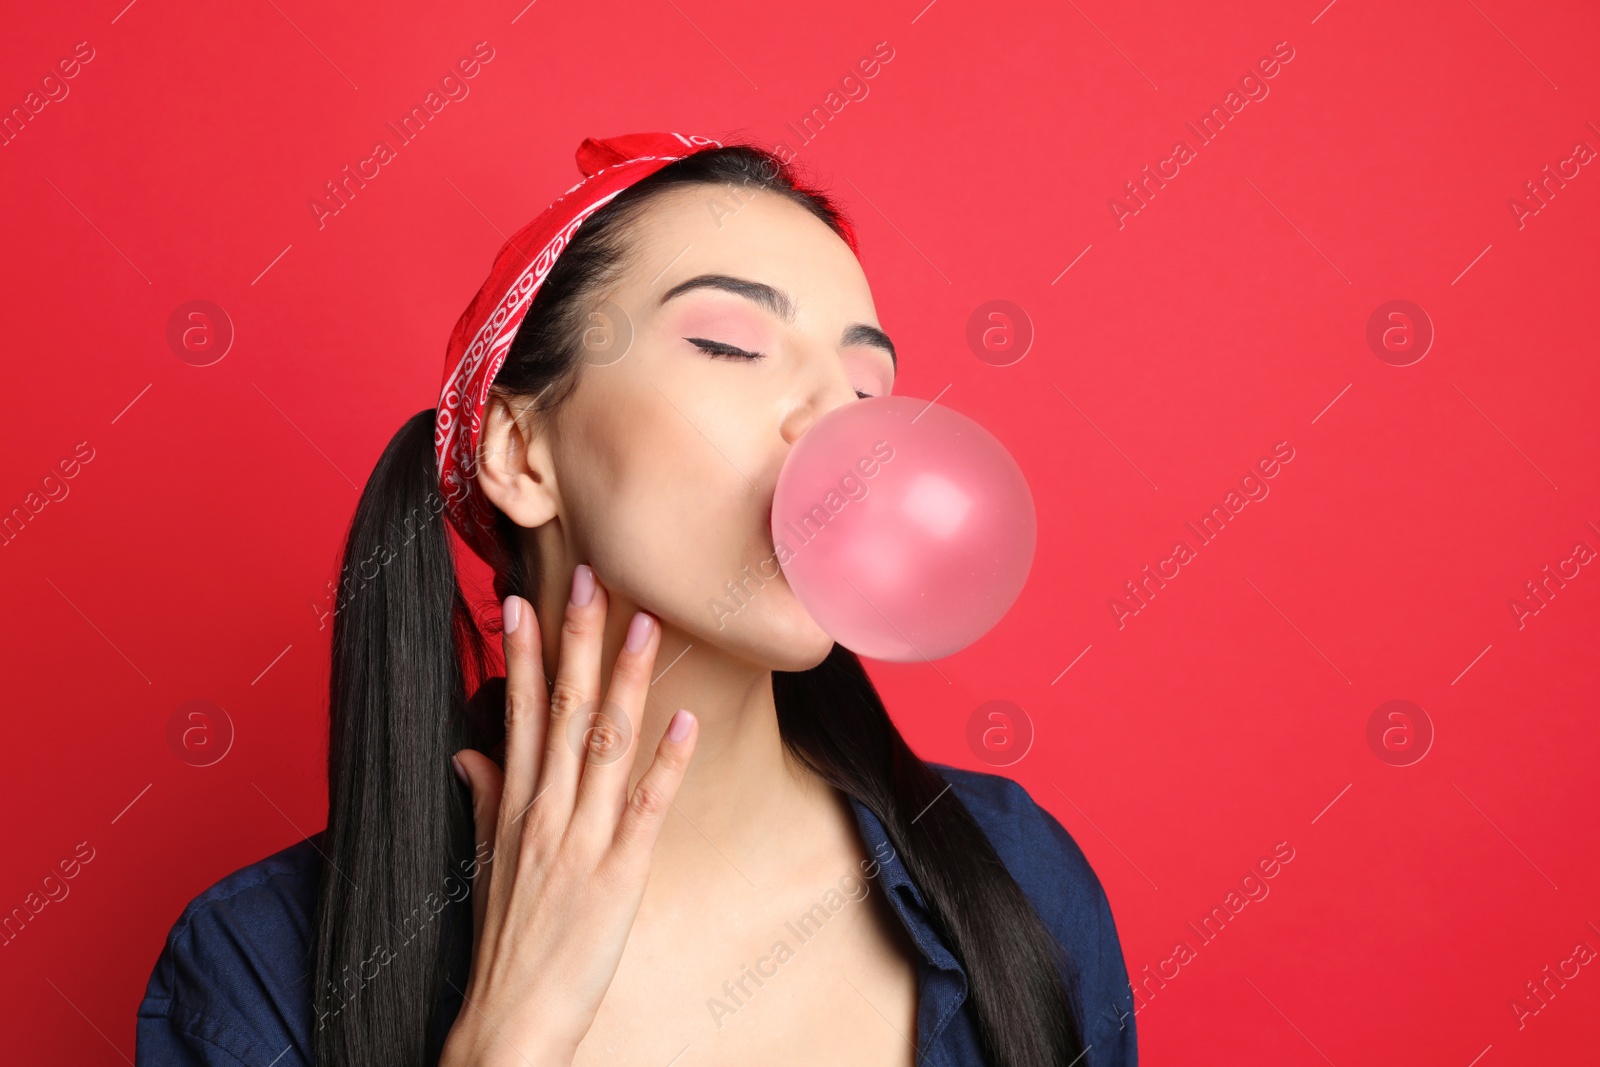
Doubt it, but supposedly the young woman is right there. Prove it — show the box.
[135,133,1138,1067]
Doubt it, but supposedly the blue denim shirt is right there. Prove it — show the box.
[136,763,1137,1066]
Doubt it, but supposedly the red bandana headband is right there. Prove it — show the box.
[434,131,858,567]
[434,132,722,565]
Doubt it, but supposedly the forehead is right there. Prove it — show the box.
[615,184,873,312]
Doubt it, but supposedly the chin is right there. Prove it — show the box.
[710,601,836,672]
[769,628,836,672]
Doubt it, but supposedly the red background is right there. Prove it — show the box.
[2,0,1596,1063]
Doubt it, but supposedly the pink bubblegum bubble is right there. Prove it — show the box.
[770,395,1036,661]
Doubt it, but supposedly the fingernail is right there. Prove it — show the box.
[668,709,693,743]
[452,754,468,785]
[570,564,596,607]
[503,596,520,635]
[625,611,653,652]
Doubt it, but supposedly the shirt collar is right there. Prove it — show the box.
[846,793,971,1059]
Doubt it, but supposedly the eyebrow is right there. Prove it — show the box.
[658,273,896,371]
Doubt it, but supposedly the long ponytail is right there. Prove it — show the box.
[311,409,493,1067]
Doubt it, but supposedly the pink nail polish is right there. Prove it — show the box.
[624,611,653,652]
[571,564,596,607]
[452,754,468,784]
[503,596,520,635]
[668,709,693,742]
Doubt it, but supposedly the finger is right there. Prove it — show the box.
[537,564,607,834]
[453,749,504,954]
[570,609,660,839]
[497,595,547,842]
[610,709,698,865]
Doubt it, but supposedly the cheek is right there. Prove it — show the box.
[569,380,767,589]
[578,390,693,511]
[569,376,832,660]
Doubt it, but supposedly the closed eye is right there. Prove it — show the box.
[686,337,872,400]
[686,337,763,361]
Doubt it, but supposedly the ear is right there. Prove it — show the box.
[474,390,559,530]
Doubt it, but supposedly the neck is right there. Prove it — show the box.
[631,621,801,832]
[532,583,843,887]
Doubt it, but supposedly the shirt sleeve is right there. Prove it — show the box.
[133,854,317,1067]
[1033,800,1140,1067]
[932,764,1140,1067]
[136,1008,252,1067]
[135,924,272,1067]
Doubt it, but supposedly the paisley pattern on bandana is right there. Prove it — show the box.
[434,134,723,564]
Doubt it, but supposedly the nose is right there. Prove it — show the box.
[778,350,859,446]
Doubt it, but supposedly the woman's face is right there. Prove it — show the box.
[492,183,897,672]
